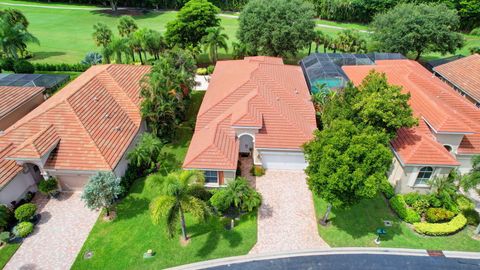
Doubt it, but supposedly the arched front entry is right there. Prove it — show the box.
[238,133,254,156]
[24,163,44,184]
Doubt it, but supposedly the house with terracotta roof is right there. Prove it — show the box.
[433,54,480,107]
[0,86,46,132]
[183,57,316,186]
[342,59,480,193]
[0,64,150,205]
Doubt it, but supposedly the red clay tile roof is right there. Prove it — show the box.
[0,64,150,187]
[434,54,480,103]
[0,86,44,119]
[183,57,316,170]
[342,59,480,166]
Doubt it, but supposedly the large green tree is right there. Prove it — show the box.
[371,3,464,60]
[238,0,316,57]
[304,120,393,223]
[165,0,220,48]
[149,170,210,240]
[333,29,367,53]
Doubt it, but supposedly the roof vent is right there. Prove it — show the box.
[276,97,280,101]
[93,96,98,102]
[103,113,110,119]
[114,126,122,132]
[294,89,299,94]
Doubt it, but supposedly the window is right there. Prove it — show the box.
[415,167,433,185]
[204,171,218,183]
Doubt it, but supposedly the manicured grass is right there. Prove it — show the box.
[72,178,257,270]
[0,243,21,269]
[72,90,257,269]
[2,0,478,65]
[313,195,480,252]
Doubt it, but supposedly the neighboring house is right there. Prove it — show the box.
[183,57,316,187]
[0,64,150,205]
[433,54,480,107]
[0,86,45,132]
[343,59,480,193]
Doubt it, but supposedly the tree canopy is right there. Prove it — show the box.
[371,3,464,60]
[81,171,123,217]
[237,0,316,57]
[165,0,220,48]
[0,9,38,59]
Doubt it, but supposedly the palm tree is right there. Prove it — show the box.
[107,38,128,64]
[202,26,229,63]
[117,16,138,37]
[92,23,113,48]
[149,170,210,241]
[144,30,166,60]
[127,133,164,173]
[313,30,326,53]
[0,17,39,59]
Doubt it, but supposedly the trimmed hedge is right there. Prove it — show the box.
[13,221,34,238]
[389,195,421,223]
[250,165,265,177]
[462,209,480,226]
[425,207,454,223]
[414,214,467,236]
[33,63,90,72]
[456,195,475,211]
[380,179,395,199]
[13,60,35,73]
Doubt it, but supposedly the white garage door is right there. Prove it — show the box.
[57,175,90,191]
[259,151,308,170]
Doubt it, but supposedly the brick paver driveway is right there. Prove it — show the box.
[249,170,329,254]
[4,192,99,270]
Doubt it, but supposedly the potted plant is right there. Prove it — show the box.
[38,177,59,198]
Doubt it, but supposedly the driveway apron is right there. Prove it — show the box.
[249,170,329,254]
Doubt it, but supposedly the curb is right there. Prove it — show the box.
[168,247,479,270]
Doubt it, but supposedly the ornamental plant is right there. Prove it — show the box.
[13,222,34,238]
[38,177,59,196]
[14,203,37,222]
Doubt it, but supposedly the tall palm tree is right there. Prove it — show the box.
[107,38,128,64]
[149,170,210,240]
[202,26,229,63]
[92,22,113,48]
[0,17,39,59]
[144,30,166,60]
[314,30,326,53]
[117,15,138,37]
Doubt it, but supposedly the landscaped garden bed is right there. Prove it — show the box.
[313,194,480,252]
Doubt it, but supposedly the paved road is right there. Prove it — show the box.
[205,254,480,270]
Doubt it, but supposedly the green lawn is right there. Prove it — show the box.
[313,195,480,252]
[72,90,257,269]
[0,243,21,269]
[2,0,478,65]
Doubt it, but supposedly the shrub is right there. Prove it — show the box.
[38,177,58,195]
[403,192,421,206]
[14,60,35,73]
[1,58,14,71]
[413,214,467,236]
[462,209,480,226]
[14,203,37,222]
[13,222,34,238]
[0,205,12,230]
[456,195,475,211]
[206,65,215,74]
[389,195,421,223]
[196,67,208,75]
[380,180,395,199]
[471,27,480,36]
[81,52,103,65]
[426,194,442,208]
[470,46,480,54]
[411,198,430,215]
[250,165,265,177]
[33,63,90,72]
[0,231,10,244]
[425,208,455,223]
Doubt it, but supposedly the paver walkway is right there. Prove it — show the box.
[4,192,99,270]
[249,170,329,254]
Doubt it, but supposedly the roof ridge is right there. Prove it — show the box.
[197,64,261,120]
[64,98,112,170]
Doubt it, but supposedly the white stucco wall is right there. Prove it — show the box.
[433,133,465,154]
[223,171,236,184]
[113,121,147,178]
[387,156,454,194]
[457,154,474,174]
[0,172,36,205]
